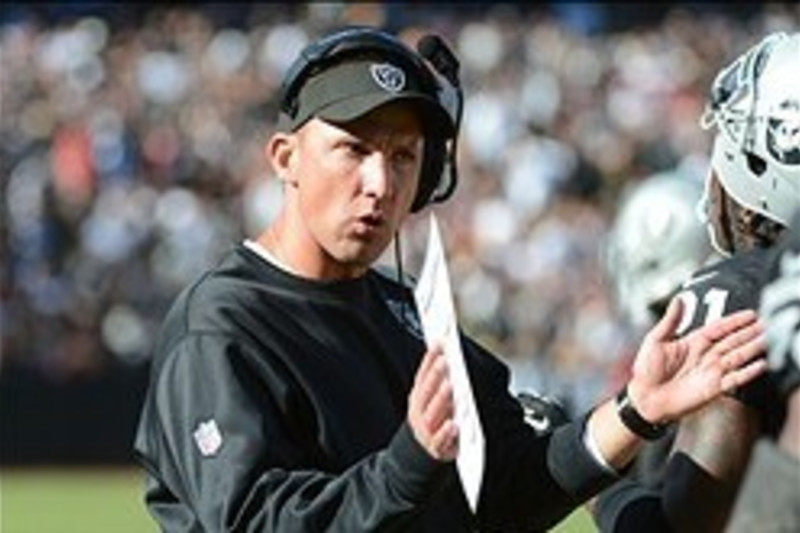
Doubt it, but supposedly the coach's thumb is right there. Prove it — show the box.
[651,297,684,342]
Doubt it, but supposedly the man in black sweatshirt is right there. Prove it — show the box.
[134,26,767,532]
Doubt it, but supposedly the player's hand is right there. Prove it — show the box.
[627,297,767,424]
[408,344,458,462]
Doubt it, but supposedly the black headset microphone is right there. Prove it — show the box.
[416,34,463,205]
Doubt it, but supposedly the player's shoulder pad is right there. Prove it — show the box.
[681,248,770,294]
[674,248,774,331]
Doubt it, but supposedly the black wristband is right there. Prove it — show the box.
[615,386,669,441]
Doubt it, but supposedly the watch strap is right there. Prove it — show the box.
[615,386,669,440]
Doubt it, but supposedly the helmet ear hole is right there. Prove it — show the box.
[746,152,767,177]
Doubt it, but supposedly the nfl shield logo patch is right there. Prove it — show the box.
[193,419,223,457]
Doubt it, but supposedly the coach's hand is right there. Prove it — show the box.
[408,344,459,461]
[627,298,768,426]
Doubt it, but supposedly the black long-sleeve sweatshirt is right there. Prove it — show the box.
[134,243,616,532]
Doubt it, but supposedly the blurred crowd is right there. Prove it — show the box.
[2,3,797,414]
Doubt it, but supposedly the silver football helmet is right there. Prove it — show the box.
[698,32,800,252]
[606,168,714,329]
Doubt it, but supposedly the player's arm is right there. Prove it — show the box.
[659,270,770,532]
[591,278,769,532]
[727,222,800,532]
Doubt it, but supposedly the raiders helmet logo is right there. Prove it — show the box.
[767,100,800,165]
[370,63,406,93]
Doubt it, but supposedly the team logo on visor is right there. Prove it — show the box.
[767,101,800,165]
[370,63,406,93]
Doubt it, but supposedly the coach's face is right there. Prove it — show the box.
[267,101,424,280]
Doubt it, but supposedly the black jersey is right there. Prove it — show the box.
[134,244,615,532]
[673,247,785,434]
[673,248,771,335]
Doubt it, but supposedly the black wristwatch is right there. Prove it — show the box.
[615,386,670,440]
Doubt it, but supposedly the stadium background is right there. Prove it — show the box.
[1,3,797,531]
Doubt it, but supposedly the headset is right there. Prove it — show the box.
[278,26,463,213]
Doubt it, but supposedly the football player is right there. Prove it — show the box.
[605,166,715,333]
[728,208,800,532]
[594,31,800,533]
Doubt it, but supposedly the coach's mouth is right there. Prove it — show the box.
[353,212,385,236]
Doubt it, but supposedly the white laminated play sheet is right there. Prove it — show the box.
[413,213,485,512]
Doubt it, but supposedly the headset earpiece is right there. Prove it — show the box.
[413,132,447,212]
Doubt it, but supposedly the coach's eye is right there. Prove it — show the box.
[392,148,417,166]
[343,141,369,158]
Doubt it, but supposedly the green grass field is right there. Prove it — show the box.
[1,468,156,533]
[0,468,597,532]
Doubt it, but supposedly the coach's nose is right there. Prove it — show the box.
[361,152,393,200]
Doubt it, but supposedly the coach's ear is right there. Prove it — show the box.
[267,131,298,187]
